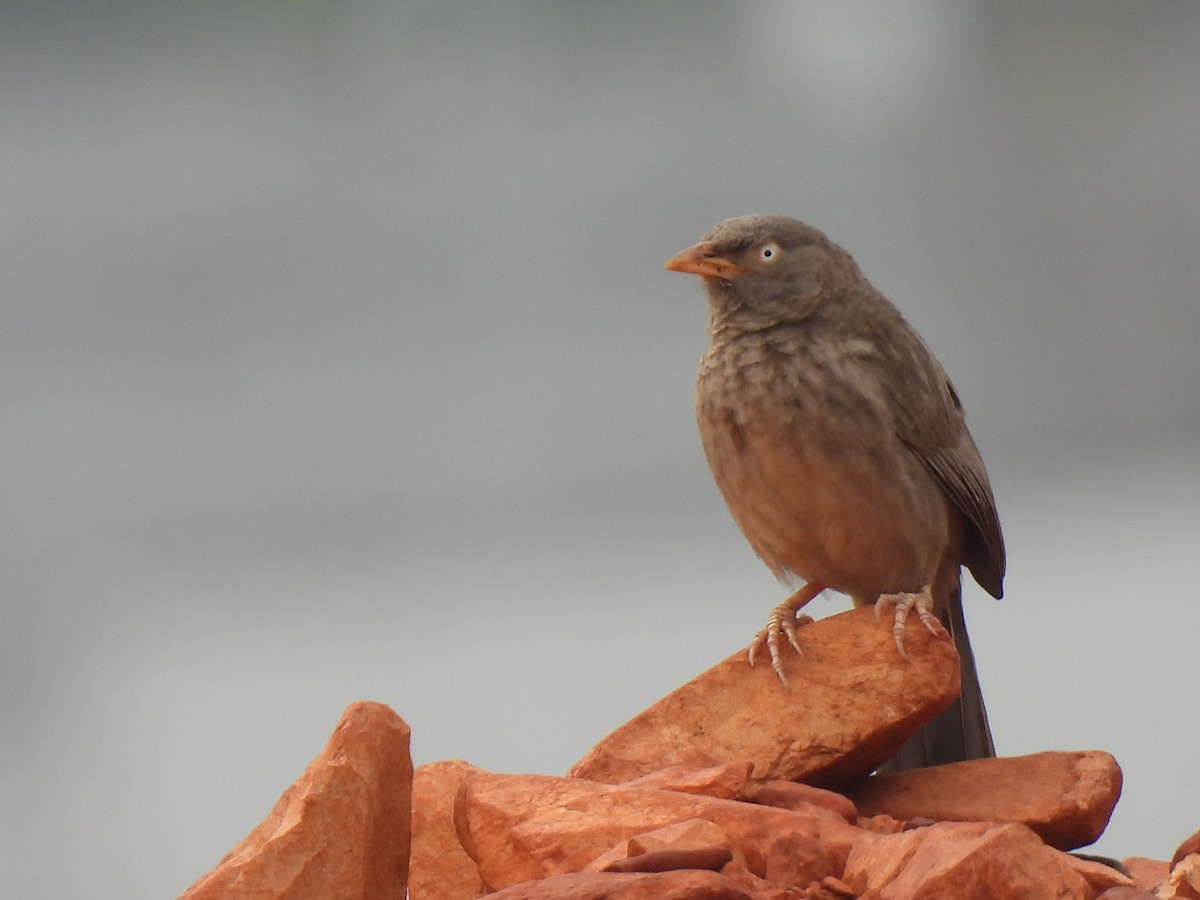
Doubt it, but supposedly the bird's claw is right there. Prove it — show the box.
[749,605,813,687]
[875,585,945,660]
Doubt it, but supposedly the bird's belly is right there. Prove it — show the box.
[701,407,951,600]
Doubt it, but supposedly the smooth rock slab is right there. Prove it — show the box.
[570,605,960,787]
[844,749,1123,850]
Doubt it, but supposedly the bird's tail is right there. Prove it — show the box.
[880,581,995,771]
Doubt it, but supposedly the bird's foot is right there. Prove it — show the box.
[748,582,824,687]
[875,585,945,660]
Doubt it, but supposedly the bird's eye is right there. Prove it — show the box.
[758,242,781,264]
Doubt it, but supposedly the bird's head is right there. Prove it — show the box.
[666,214,858,335]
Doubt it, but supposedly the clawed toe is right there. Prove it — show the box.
[876,585,945,660]
[749,605,813,687]
[747,582,824,688]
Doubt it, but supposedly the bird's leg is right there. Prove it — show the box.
[874,584,946,660]
[748,581,825,687]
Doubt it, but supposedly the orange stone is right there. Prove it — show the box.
[1174,828,1200,870]
[410,759,488,900]
[456,771,864,892]
[180,701,412,900]
[844,821,1091,899]
[844,749,1122,850]
[1161,854,1200,900]
[1122,856,1169,891]
[569,606,960,787]
[483,869,753,899]
[621,761,754,800]
[737,779,857,823]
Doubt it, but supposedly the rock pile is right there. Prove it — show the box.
[180,607,1197,899]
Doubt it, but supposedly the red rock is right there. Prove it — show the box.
[1093,888,1162,900]
[180,701,412,900]
[843,821,1091,899]
[456,771,864,892]
[600,847,734,874]
[583,818,768,895]
[855,813,905,834]
[1173,828,1200,870]
[483,869,753,899]
[1161,854,1200,900]
[585,818,738,872]
[622,761,754,799]
[737,780,857,823]
[569,606,960,787]
[1121,856,1168,891]
[843,749,1123,849]
[1065,854,1135,896]
[762,828,841,890]
[410,759,487,900]
[814,876,857,898]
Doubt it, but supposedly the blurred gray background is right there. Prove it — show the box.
[4,1,1199,897]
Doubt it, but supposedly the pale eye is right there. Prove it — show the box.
[758,242,781,264]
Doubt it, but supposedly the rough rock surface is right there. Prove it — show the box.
[584,818,739,873]
[622,761,753,799]
[180,701,412,900]
[569,606,960,787]
[456,771,862,892]
[1161,853,1200,900]
[843,821,1094,899]
[844,749,1123,849]
[738,779,858,823]
[483,869,754,899]
[410,759,487,900]
[1174,829,1200,870]
[1123,857,1170,892]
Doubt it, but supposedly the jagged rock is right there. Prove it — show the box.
[456,771,863,892]
[1160,854,1200,900]
[1123,857,1170,892]
[856,813,906,834]
[843,749,1122,849]
[410,759,487,900]
[585,818,738,872]
[622,761,754,799]
[1173,829,1200,870]
[737,779,857,823]
[585,818,768,894]
[843,821,1092,899]
[1067,855,1136,897]
[762,827,842,890]
[180,701,412,900]
[809,876,857,898]
[599,847,734,874]
[569,606,960,787]
[483,869,754,899]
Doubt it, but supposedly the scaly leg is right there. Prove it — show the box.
[874,584,946,660]
[748,582,825,687]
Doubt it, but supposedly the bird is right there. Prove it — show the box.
[665,214,1005,769]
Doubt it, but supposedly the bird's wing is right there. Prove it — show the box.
[882,336,1007,598]
[919,426,1006,598]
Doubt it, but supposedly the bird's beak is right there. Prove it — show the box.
[664,241,744,280]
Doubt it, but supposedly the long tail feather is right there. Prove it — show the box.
[880,582,994,771]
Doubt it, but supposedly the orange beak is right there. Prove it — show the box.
[664,241,744,280]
